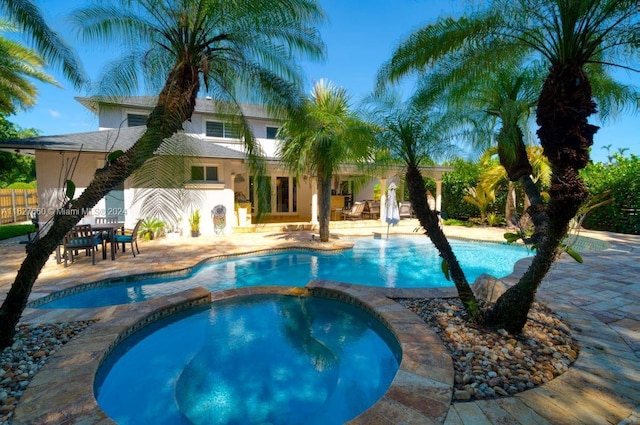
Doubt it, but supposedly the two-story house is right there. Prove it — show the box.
[1,96,450,235]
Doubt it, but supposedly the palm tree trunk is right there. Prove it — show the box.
[498,129,547,243]
[505,182,517,227]
[317,168,332,242]
[487,64,596,333]
[519,174,547,243]
[0,63,200,349]
[405,165,480,319]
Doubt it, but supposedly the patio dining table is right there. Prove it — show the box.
[92,222,125,261]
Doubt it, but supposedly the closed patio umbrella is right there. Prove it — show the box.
[385,183,400,239]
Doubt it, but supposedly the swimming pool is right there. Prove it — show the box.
[40,237,531,308]
[95,294,401,425]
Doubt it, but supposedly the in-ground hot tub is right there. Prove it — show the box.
[95,293,402,425]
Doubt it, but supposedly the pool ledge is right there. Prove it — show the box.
[12,283,454,425]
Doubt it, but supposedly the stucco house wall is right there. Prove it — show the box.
[1,96,451,235]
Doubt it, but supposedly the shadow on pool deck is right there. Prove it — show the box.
[1,223,639,424]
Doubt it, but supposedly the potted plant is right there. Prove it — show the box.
[189,210,201,237]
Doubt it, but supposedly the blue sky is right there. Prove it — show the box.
[8,0,639,163]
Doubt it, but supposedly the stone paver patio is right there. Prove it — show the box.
[0,220,638,424]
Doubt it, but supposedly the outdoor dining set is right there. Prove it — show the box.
[59,217,142,267]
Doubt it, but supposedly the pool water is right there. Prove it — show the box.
[95,294,401,425]
[42,237,531,308]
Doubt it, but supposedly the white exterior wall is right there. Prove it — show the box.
[35,150,108,225]
[125,187,236,236]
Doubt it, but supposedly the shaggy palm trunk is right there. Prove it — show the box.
[0,63,200,349]
[487,64,596,333]
[498,128,547,243]
[505,182,517,227]
[317,168,332,242]
[405,165,480,318]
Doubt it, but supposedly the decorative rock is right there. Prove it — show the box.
[399,298,579,402]
[494,387,509,396]
[471,274,509,303]
[0,321,94,425]
[454,390,472,401]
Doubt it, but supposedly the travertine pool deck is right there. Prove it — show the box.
[0,221,638,424]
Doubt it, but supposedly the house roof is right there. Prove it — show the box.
[75,96,276,120]
[0,126,248,160]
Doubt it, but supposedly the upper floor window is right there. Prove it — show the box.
[266,126,279,139]
[191,166,219,182]
[127,113,148,127]
[206,121,240,139]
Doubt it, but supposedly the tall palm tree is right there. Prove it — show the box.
[278,79,374,242]
[362,92,480,317]
[0,0,325,349]
[0,0,85,88]
[379,0,639,332]
[0,21,58,114]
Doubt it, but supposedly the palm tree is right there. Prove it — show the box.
[0,0,326,349]
[0,0,85,88]
[0,22,59,114]
[379,0,639,332]
[362,92,480,317]
[278,79,374,242]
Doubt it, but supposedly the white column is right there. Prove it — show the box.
[310,177,319,225]
[379,178,387,222]
[435,179,443,212]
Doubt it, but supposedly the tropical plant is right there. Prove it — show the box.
[480,145,551,230]
[138,217,165,240]
[0,0,85,88]
[277,79,374,242]
[0,21,59,115]
[379,0,639,333]
[0,0,325,348]
[463,183,495,224]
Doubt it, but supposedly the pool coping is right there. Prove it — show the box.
[12,282,454,425]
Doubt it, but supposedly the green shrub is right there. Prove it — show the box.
[442,158,482,219]
[443,218,475,227]
[6,181,36,189]
[580,154,640,235]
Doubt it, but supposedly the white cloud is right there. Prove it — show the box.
[48,109,61,118]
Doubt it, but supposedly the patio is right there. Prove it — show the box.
[0,221,638,424]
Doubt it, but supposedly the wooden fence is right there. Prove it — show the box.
[0,189,38,225]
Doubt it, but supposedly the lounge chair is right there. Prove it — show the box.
[62,224,102,267]
[363,200,380,219]
[399,201,413,219]
[341,201,365,220]
[115,220,142,257]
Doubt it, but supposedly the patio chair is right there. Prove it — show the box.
[62,224,102,267]
[363,200,380,219]
[115,219,142,257]
[399,201,413,219]
[341,201,365,220]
